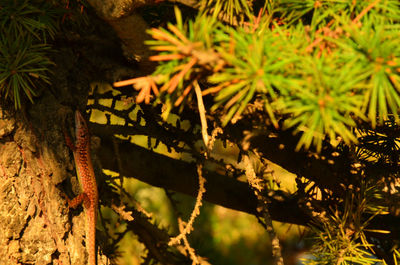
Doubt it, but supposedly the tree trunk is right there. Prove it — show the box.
[0,107,107,264]
[0,14,120,262]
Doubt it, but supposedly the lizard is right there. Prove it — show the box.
[64,110,98,265]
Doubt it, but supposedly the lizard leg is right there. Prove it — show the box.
[64,130,76,151]
[65,193,89,209]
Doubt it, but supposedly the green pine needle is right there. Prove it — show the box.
[0,35,52,109]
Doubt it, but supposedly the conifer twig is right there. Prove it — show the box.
[177,218,200,264]
[243,154,284,265]
[168,164,206,246]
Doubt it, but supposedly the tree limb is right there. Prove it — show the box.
[95,131,311,226]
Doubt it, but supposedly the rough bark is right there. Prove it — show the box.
[0,108,94,264]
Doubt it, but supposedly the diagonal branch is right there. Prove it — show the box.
[226,122,357,196]
[93,124,400,234]
[95,130,311,226]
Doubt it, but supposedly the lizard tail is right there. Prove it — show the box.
[86,209,97,265]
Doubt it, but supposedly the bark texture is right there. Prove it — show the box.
[0,108,94,264]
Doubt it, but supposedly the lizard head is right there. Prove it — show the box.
[75,110,89,142]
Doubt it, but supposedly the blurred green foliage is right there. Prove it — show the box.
[113,178,305,265]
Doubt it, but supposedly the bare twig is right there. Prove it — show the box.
[194,80,209,149]
[168,164,206,247]
[243,154,284,265]
[111,203,134,221]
